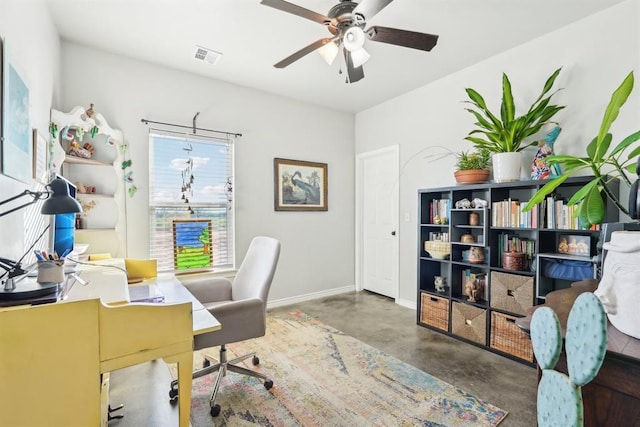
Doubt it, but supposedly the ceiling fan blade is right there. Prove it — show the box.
[366,26,439,51]
[344,49,365,83]
[260,0,331,25]
[274,38,335,68]
[353,0,394,20]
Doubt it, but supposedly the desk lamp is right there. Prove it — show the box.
[0,177,82,299]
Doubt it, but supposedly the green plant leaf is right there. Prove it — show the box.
[610,130,640,156]
[501,73,515,124]
[465,88,487,109]
[581,186,605,226]
[522,174,570,211]
[595,133,613,162]
[586,136,598,159]
[597,72,634,147]
[567,178,600,205]
[626,146,640,161]
[465,109,497,132]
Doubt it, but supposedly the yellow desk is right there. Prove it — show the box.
[0,261,221,427]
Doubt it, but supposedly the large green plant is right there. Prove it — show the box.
[523,71,640,227]
[464,68,565,153]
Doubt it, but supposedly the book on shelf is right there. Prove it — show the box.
[429,198,450,224]
[491,198,536,228]
[497,232,535,269]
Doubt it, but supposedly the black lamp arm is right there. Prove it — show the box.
[0,190,49,218]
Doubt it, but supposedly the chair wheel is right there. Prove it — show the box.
[252,356,259,365]
[264,380,273,390]
[169,387,178,401]
[203,358,211,368]
[210,404,221,417]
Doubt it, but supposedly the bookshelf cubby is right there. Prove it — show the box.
[417,176,619,364]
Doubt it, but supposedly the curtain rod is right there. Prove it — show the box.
[140,117,242,138]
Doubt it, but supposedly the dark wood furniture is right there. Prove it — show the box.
[516,280,640,427]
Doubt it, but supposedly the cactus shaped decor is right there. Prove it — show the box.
[531,292,607,427]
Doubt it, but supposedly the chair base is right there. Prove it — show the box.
[169,344,273,417]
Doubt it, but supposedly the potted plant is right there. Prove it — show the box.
[523,71,640,228]
[463,68,565,182]
[454,149,491,184]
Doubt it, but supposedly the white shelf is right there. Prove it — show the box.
[52,106,127,258]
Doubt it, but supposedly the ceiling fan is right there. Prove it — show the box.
[260,0,439,83]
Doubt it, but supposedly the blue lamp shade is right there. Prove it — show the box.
[40,178,83,215]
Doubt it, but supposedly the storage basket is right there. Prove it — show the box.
[490,311,534,362]
[451,302,486,345]
[502,251,525,271]
[420,293,449,332]
[490,271,534,316]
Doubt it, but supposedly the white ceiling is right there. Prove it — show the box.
[46,0,625,113]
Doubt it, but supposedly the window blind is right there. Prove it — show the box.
[149,131,234,272]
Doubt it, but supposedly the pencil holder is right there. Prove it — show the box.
[37,260,65,283]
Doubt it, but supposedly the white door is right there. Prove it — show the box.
[356,146,399,299]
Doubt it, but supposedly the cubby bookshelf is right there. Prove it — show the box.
[417,176,619,364]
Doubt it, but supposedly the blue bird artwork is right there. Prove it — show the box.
[290,171,321,204]
[531,126,562,180]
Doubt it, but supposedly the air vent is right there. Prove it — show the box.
[193,46,223,65]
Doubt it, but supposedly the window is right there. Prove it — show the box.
[149,132,234,272]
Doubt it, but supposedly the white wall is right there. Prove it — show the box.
[58,43,355,302]
[0,0,60,260]
[355,0,640,307]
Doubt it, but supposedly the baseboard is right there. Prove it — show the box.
[396,298,417,310]
[267,285,355,309]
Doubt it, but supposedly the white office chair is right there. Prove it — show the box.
[169,236,281,417]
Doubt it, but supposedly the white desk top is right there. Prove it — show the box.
[67,260,221,335]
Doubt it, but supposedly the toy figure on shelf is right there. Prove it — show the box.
[67,138,92,159]
[531,126,562,180]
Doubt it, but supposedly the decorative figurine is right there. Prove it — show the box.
[471,198,488,208]
[434,276,447,292]
[455,198,472,209]
[531,126,562,180]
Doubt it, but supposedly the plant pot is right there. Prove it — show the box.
[454,169,490,185]
[492,152,522,183]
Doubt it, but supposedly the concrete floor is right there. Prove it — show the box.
[110,290,537,426]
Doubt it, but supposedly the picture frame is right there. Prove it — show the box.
[274,158,328,211]
[557,234,591,256]
[32,128,48,184]
[2,43,31,183]
[172,219,214,271]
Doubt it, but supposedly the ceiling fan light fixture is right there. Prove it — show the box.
[343,26,366,52]
[350,47,370,68]
[318,40,339,65]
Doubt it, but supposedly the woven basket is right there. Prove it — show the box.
[420,293,449,331]
[489,271,534,315]
[451,302,486,345]
[490,311,534,362]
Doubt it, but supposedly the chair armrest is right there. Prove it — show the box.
[183,277,232,303]
[193,298,266,349]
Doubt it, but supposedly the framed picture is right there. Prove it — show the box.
[2,46,30,183]
[172,219,214,271]
[274,158,328,211]
[557,234,591,256]
[32,128,48,184]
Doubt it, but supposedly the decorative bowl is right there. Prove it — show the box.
[424,241,451,260]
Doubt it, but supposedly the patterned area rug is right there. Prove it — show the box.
[170,310,507,426]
